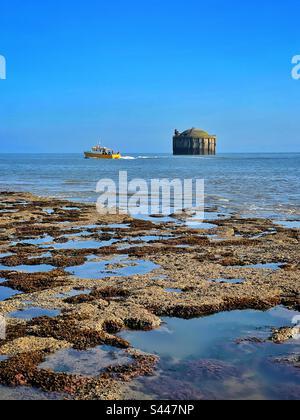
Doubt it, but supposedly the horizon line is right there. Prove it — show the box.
[0,152,299,155]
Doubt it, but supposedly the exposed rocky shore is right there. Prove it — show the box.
[0,192,299,399]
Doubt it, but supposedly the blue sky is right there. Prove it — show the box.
[0,0,299,153]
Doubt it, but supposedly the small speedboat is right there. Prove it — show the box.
[84,145,121,160]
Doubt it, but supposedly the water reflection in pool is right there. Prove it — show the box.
[39,346,133,377]
[66,256,159,280]
[120,307,300,400]
[0,286,21,301]
[0,264,55,273]
[9,308,61,321]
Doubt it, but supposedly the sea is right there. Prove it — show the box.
[0,152,300,400]
[0,153,299,220]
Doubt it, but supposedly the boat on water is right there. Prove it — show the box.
[84,145,121,160]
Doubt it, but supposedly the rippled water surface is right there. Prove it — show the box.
[0,153,299,219]
[121,307,300,400]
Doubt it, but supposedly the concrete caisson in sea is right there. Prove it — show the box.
[173,128,217,156]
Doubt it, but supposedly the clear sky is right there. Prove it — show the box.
[0,0,299,153]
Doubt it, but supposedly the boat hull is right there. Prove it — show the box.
[84,152,121,160]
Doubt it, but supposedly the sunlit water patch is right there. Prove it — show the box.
[121,306,300,400]
[165,288,183,294]
[9,308,61,321]
[44,209,55,215]
[0,209,18,214]
[0,263,55,273]
[39,346,133,377]
[0,253,14,261]
[47,238,118,250]
[65,230,94,238]
[130,235,175,243]
[251,230,277,239]
[0,286,21,301]
[55,289,91,299]
[274,221,300,229]
[203,212,228,221]
[28,252,52,260]
[243,263,284,270]
[61,206,81,211]
[133,214,176,224]
[185,221,217,230]
[105,223,131,229]
[207,234,225,242]
[117,243,146,251]
[14,235,54,246]
[66,256,159,280]
[210,278,245,285]
[78,224,101,230]
[175,245,192,249]
[151,275,168,281]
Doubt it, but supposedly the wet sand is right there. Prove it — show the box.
[0,192,299,400]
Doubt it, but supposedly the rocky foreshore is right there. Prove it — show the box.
[0,192,299,399]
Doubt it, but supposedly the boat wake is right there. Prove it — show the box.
[120,155,164,160]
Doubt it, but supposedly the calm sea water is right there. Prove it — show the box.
[0,153,299,400]
[0,153,299,220]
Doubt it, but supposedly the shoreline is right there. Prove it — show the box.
[0,191,299,400]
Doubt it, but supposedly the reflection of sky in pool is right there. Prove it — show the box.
[165,288,183,294]
[9,307,61,321]
[61,207,80,211]
[66,256,159,279]
[28,252,52,260]
[55,289,91,299]
[0,264,54,273]
[121,306,299,359]
[185,221,216,229]
[211,278,245,285]
[12,234,119,251]
[14,235,54,246]
[44,209,55,215]
[133,214,175,224]
[0,209,17,214]
[129,235,174,243]
[0,253,13,259]
[47,238,118,250]
[121,306,300,400]
[203,212,227,221]
[243,263,284,270]
[105,223,130,229]
[274,221,300,229]
[39,345,133,377]
[0,286,21,301]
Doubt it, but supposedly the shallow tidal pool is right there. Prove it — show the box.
[66,255,159,279]
[9,307,61,321]
[120,306,300,400]
[38,346,133,377]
